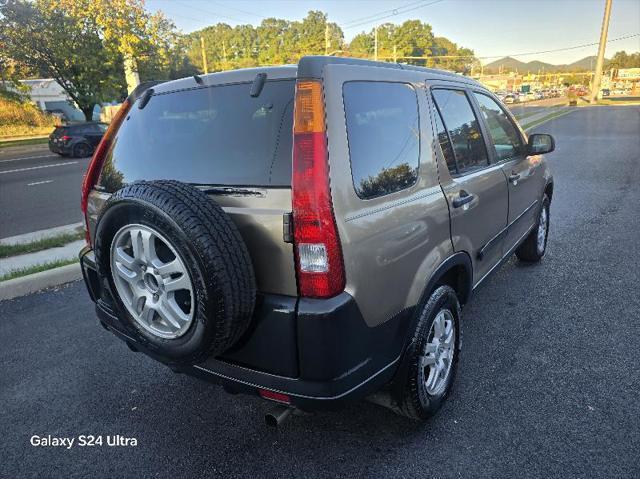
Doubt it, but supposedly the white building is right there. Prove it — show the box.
[18,79,85,121]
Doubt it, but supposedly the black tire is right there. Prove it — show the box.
[72,142,92,158]
[395,285,461,421]
[516,194,550,262]
[94,180,256,364]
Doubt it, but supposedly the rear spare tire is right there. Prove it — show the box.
[94,180,256,364]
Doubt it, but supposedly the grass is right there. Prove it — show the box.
[0,231,84,259]
[0,258,78,282]
[0,137,49,148]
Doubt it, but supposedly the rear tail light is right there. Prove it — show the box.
[61,135,72,142]
[81,98,132,245]
[291,80,345,298]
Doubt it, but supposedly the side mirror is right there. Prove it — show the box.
[527,133,555,155]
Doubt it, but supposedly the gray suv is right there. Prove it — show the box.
[79,56,554,422]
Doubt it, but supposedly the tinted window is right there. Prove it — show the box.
[473,93,523,161]
[432,106,457,175]
[98,80,294,191]
[431,89,488,175]
[344,82,419,199]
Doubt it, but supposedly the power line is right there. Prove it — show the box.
[172,0,249,24]
[375,33,639,63]
[207,1,266,20]
[341,0,429,27]
[343,0,447,30]
[477,32,640,59]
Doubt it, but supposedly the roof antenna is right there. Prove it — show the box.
[193,74,204,85]
[250,73,267,97]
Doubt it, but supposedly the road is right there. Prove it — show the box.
[0,145,89,238]
[2,105,640,478]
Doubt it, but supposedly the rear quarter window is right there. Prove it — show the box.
[343,81,420,200]
[98,80,295,192]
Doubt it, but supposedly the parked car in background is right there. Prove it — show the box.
[78,56,555,423]
[503,93,516,104]
[49,122,108,158]
[601,89,610,97]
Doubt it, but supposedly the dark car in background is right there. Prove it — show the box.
[49,122,108,158]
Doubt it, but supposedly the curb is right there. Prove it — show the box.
[0,263,82,301]
[0,222,83,245]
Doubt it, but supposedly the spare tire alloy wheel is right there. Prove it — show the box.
[110,224,194,339]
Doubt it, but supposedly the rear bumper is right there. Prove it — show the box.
[48,140,71,155]
[79,247,411,410]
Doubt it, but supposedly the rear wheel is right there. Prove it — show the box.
[72,142,91,158]
[396,285,460,421]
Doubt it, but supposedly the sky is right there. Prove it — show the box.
[146,0,640,65]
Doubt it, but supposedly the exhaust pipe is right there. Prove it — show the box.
[265,404,293,427]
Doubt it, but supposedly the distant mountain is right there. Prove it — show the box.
[483,55,602,73]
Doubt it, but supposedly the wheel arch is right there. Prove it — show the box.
[422,252,473,307]
[544,180,554,202]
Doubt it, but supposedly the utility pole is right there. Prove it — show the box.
[200,36,208,74]
[393,44,397,63]
[589,0,613,102]
[325,23,329,55]
[374,26,378,61]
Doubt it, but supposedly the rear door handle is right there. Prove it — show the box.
[508,173,521,184]
[452,191,475,208]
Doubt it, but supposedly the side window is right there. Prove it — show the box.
[431,89,488,175]
[432,106,457,176]
[473,93,524,161]
[343,81,419,199]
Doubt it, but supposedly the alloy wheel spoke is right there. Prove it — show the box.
[157,298,188,329]
[114,261,137,285]
[139,303,155,326]
[421,354,437,368]
[162,274,190,293]
[115,247,137,270]
[433,312,445,339]
[155,259,182,277]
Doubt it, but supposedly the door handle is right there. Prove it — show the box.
[508,172,521,184]
[452,190,475,208]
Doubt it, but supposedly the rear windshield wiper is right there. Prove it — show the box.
[199,186,263,196]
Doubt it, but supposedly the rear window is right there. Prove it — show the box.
[98,80,295,192]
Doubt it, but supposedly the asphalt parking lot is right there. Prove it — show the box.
[1,105,639,478]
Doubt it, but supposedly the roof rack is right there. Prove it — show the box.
[298,55,479,85]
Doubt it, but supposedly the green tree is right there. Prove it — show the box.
[185,11,344,72]
[0,0,182,120]
[0,0,122,120]
[607,51,640,69]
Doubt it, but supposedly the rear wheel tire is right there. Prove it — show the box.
[516,194,550,262]
[72,142,91,158]
[396,285,461,421]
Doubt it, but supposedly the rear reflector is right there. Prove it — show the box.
[258,389,291,404]
[80,98,132,245]
[291,80,345,298]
